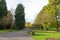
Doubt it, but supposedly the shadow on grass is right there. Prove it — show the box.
[33,33,46,36]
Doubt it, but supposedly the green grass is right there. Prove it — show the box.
[33,30,60,40]
[0,30,18,33]
[48,28,56,31]
[0,30,9,33]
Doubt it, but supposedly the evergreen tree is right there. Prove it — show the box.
[0,0,7,19]
[15,4,25,30]
[0,0,7,29]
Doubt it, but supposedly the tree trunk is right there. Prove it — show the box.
[56,26,59,32]
[44,27,46,31]
[4,26,6,30]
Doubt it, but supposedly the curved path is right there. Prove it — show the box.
[0,28,34,40]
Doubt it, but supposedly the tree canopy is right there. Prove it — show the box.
[34,0,60,30]
[0,0,7,19]
[15,4,25,30]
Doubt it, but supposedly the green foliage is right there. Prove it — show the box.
[15,4,25,30]
[11,20,18,30]
[34,0,60,30]
[0,11,13,30]
[0,0,7,30]
[0,0,7,19]
[11,23,18,30]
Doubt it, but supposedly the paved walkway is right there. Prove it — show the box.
[0,28,34,40]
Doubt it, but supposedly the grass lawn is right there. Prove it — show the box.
[33,30,60,40]
[0,30,18,33]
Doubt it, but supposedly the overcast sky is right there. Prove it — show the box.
[6,0,48,23]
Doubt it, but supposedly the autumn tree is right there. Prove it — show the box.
[0,11,13,30]
[15,4,25,30]
[6,11,13,29]
[25,22,32,28]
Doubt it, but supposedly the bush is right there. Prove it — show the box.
[0,25,4,30]
[11,24,18,30]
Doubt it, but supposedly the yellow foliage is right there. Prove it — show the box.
[25,22,32,27]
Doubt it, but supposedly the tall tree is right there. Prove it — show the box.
[0,0,7,29]
[0,0,7,19]
[15,4,25,30]
[34,0,60,31]
[6,11,13,29]
[0,11,13,30]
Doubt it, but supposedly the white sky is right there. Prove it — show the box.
[6,0,48,23]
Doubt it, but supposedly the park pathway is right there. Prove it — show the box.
[0,28,34,40]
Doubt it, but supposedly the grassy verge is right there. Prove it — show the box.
[33,30,60,40]
[0,30,18,33]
